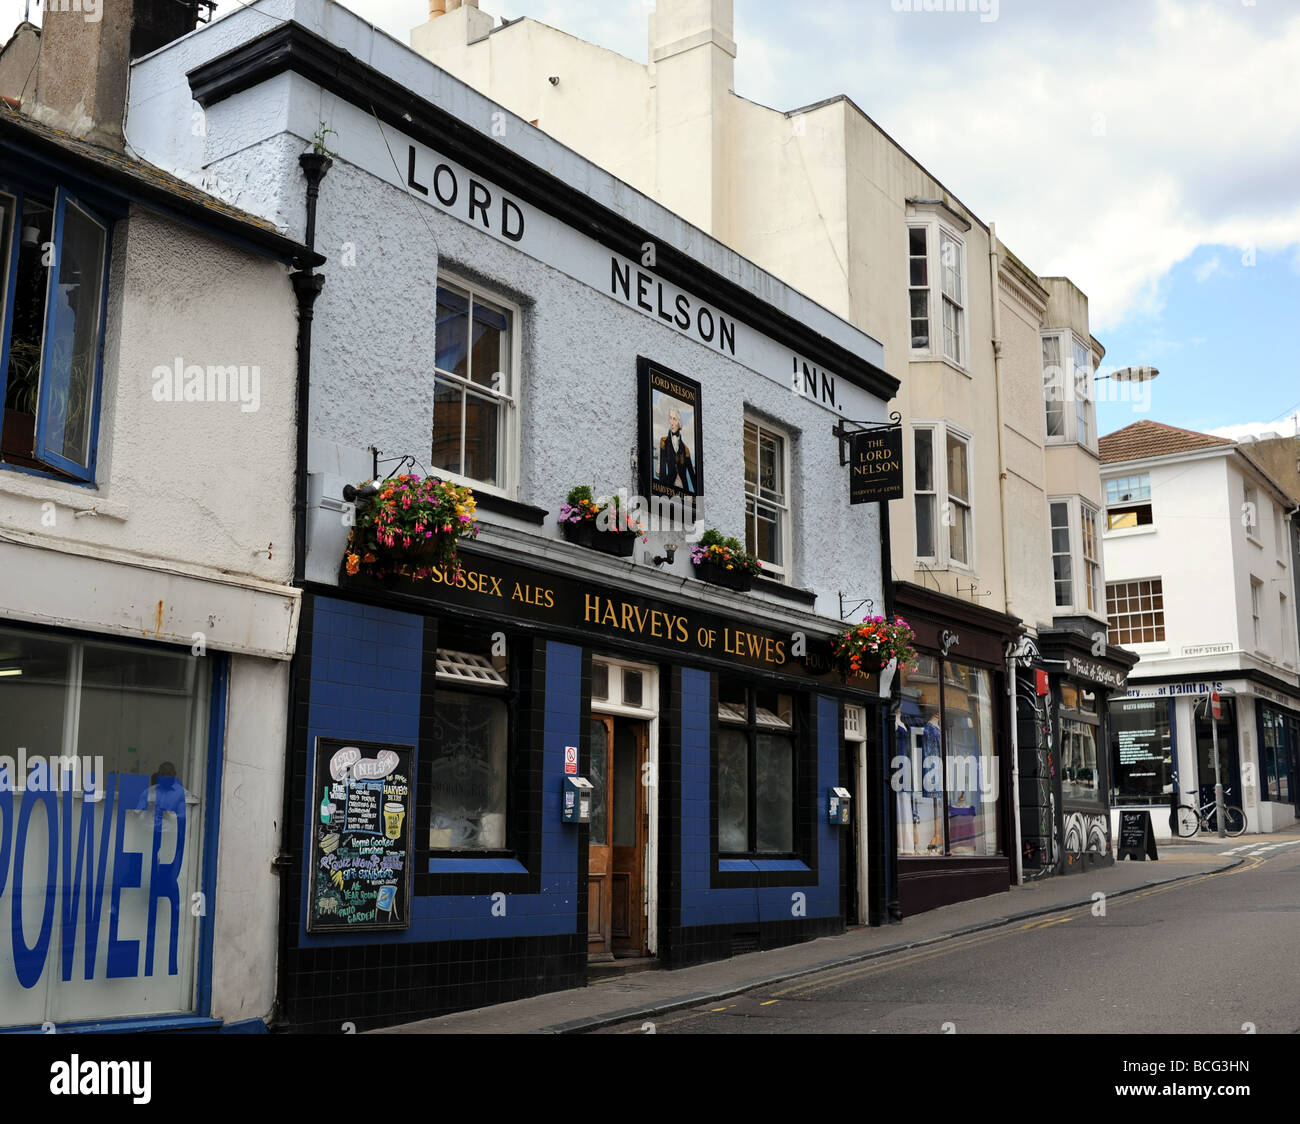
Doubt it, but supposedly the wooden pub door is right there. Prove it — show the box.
[587,715,649,960]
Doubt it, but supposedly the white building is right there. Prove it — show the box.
[0,3,309,1030]
[1100,420,1300,839]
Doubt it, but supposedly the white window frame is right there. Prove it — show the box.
[1242,480,1260,545]
[432,272,522,500]
[1103,472,1154,533]
[907,220,969,372]
[1050,499,1074,609]
[743,414,793,583]
[1106,577,1166,647]
[1041,330,1096,452]
[1048,494,1106,621]
[912,419,975,572]
[1251,576,1264,651]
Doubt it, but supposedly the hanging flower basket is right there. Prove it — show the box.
[690,529,761,592]
[344,474,480,581]
[557,485,646,558]
[832,616,918,681]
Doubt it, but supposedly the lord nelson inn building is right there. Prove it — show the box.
[128,0,902,1028]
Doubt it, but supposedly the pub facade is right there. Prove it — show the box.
[127,0,899,1029]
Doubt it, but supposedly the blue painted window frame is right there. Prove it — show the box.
[0,182,111,483]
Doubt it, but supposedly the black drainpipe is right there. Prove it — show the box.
[272,151,330,1031]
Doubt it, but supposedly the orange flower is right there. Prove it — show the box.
[345,553,360,576]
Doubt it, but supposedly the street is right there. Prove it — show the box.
[603,839,1300,1034]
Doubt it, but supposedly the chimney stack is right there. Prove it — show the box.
[27,0,205,151]
[429,0,447,16]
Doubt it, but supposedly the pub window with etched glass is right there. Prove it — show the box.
[894,655,999,857]
[428,632,510,851]
[717,680,796,855]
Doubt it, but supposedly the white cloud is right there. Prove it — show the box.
[12,0,1296,336]
[1208,418,1300,442]
[1193,255,1221,283]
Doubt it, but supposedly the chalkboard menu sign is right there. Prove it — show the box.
[1117,809,1159,862]
[307,738,415,932]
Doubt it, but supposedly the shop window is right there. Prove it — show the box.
[429,640,509,851]
[1109,697,1174,805]
[1060,687,1101,805]
[1194,696,1238,804]
[717,680,796,855]
[744,416,790,582]
[1259,705,1291,804]
[0,187,110,481]
[0,626,211,1028]
[432,276,519,497]
[895,655,999,857]
[1106,578,1164,645]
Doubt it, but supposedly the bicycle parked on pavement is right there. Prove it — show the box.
[1172,796,1247,838]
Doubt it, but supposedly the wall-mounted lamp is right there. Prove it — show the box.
[653,543,678,567]
[548,75,560,86]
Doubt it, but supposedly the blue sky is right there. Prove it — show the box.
[7,0,1298,438]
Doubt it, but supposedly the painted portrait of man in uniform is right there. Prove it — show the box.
[639,358,704,504]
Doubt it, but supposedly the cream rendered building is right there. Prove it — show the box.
[412,0,1136,906]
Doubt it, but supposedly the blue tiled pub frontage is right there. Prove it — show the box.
[278,552,881,1031]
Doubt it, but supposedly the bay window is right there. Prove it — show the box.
[906,221,967,367]
[1048,495,1104,617]
[0,186,111,481]
[1041,330,1095,451]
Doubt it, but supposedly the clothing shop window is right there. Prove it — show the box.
[1060,683,1101,804]
[429,636,510,851]
[717,680,796,855]
[895,655,1000,857]
[0,187,111,481]
[432,277,519,496]
[0,626,211,1028]
[1109,697,1174,805]
[744,416,791,582]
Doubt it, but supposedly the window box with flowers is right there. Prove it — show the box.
[557,485,647,558]
[832,616,917,682]
[344,474,480,581]
[690,529,762,592]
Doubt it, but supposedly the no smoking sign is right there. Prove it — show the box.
[564,746,578,775]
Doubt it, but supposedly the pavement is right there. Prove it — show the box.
[375,838,1262,1034]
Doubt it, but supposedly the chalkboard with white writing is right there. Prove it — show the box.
[308,738,414,932]
[1117,809,1158,861]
